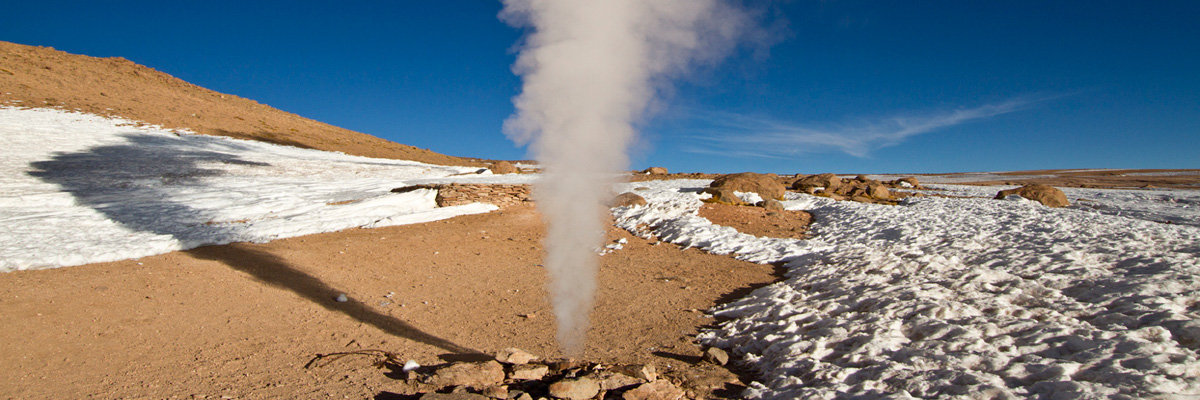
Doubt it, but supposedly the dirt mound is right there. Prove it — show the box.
[0,40,479,166]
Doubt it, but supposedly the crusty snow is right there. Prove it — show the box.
[614,180,1200,399]
[0,107,509,271]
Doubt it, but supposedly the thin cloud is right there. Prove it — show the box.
[685,97,1046,158]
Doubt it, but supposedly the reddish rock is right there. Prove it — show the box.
[509,364,549,381]
[791,173,842,192]
[427,361,505,389]
[548,377,600,400]
[709,172,786,201]
[495,347,538,365]
[611,192,648,207]
[701,188,746,206]
[866,183,891,200]
[761,199,785,211]
[643,167,669,175]
[702,347,730,366]
[994,184,1070,207]
[489,161,518,174]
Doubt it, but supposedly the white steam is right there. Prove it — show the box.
[500,0,749,354]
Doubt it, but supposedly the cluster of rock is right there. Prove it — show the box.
[406,348,691,400]
[790,173,917,204]
[392,184,533,208]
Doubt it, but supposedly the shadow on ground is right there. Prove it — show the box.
[28,132,482,356]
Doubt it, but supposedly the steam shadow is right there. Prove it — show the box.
[27,132,481,355]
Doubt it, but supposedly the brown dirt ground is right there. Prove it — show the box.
[699,203,812,239]
[939,169,1200,189]
[0,204,781,399]
[0,40,482,167]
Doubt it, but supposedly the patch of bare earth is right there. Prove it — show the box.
[0,204,783,399]
[0,40,480,167]
[699,203,812,239]
[928,169,1200,189]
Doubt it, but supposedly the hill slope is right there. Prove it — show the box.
[0,41,480,166]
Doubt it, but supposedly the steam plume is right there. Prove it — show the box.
[500,0,748,354]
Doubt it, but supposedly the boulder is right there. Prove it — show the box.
[495,347,538,365]
[643,167,669,175]
[612,364,658,382]
[621,380,685,400]
[509,364,549,381]
[791,173,842,192]
[701,187,746,206]
[994,184,1069,207]
[709,172,786,201]
[611,192,648,207]
[548,377,600,400]
[489,161,518,175]
[899,176,920,188]
[702,347,729,366]
[594,371,644,391]
[427,361,505,389]
[760,199,785,211]
[865,183,891,200]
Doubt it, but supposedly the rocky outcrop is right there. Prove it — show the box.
[709,172,785,201]
[399,348,690,400]
[994,184,1070,207]
[791,173,842,193]
[392,184,532,208]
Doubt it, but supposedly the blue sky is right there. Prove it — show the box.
[3,1,1197,174]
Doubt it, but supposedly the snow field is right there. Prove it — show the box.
[614,180,1200,399]
[0,107,505,271]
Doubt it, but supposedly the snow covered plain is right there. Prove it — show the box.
[0,107,510,271]
[614,180,1200,399]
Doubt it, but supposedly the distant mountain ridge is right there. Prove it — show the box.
[0,40,480,167]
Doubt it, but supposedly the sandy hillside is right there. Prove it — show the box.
[0,40,480,167]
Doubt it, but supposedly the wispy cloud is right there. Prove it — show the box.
[684,97,1049,158]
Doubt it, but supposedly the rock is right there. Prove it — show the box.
[427,361,505,389]
[760,199,785,211]
[621,381,685,400]
[482,385,509,399]
[994,184,1069,207]
[420,393,490,400]
[643,167,669,175]
[854,174,872,182]
[489,161,518,174]
[701,188,746,206]
[548,377,600,400]
[512,392,533,400]
[612,364,657,382]
[791,173,842,192]
[709,172,786,201]
[702,347,729,366]
[495,348,538,365]
[865,183,891,200]
[509,364,550,381]
[899,176,920,188]
[594,371,644,391]
[611,192,648,207]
